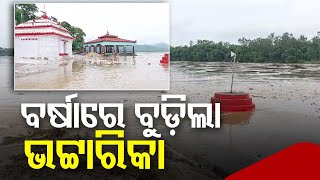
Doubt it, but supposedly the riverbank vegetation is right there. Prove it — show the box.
[171,32,320,63]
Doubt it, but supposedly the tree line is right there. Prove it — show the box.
[0,48,13,56]
[171,32,320,63]
[15,4,86,51]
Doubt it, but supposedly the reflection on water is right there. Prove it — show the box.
[15,52,170,90]
[1,56,320,174]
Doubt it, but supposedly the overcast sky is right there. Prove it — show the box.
[1,0,320,48]
[34,3,169,45]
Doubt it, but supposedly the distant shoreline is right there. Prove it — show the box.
[0,48,13,56]
[5,55,320,64]
[170,33,320,64]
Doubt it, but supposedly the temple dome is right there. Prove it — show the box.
[15,13,74,40]
[84,31,136,44]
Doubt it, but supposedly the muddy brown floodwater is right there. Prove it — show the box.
[1,56,320,174]
[14,52,170,90]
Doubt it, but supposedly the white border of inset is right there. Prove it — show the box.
[13,1,170,91]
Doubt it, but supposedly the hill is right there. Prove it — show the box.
[135,43,169,52]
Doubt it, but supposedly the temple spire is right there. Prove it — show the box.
[40,4,49,19]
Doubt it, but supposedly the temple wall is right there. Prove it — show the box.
[15,36,39,58]
[66,41,73,55]
[15,35,74,59]
[59,40,73,55]
[38,36,60,58]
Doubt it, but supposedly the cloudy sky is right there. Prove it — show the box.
[1,0,320,48]
[34,3,169,45]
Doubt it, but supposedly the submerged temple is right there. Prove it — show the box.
[83,32,136,55]
[15,12,74,59]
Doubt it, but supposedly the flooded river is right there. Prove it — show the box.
[14,52,170,90]
[1,55,320,174]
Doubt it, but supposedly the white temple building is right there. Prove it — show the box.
[15,13,74,60]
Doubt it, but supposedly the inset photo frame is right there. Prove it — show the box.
[14,3,170,91]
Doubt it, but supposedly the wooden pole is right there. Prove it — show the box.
[230,54,236,93]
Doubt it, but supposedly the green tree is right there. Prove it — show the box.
[61,21,86,51]
[171,32,320,63]
[15,4,39,25]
